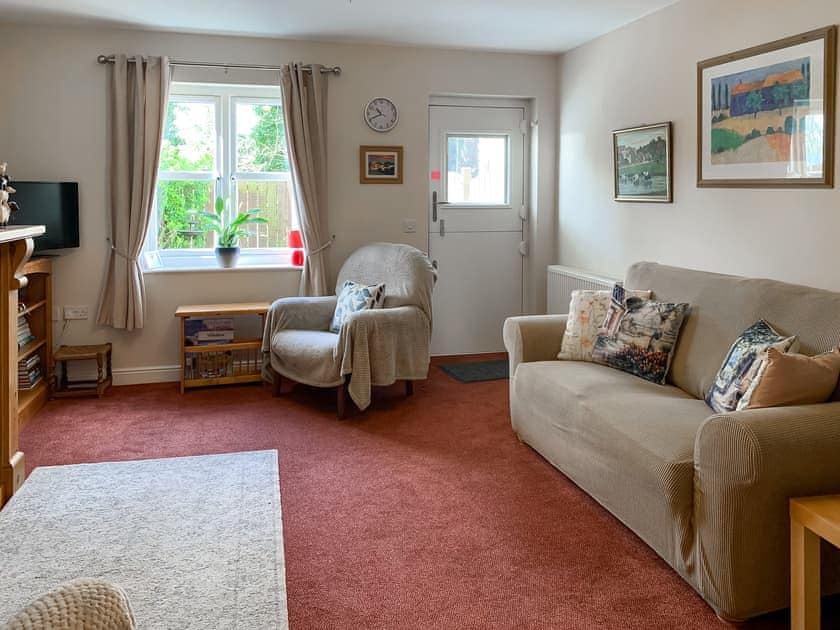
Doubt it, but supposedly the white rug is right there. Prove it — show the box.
[0,450,288,629]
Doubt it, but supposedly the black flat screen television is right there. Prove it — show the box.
[9,182,80,252]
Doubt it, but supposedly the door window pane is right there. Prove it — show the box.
[156,180,214,250]
[446,135,508,204]
[235,180,295,248]
[160,101,216,172]
[236,103,288,173]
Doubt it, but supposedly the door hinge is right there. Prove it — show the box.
[519,205,527,221]
[519,119,528,135]
[519,241,528,256]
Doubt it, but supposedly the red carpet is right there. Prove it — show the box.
[18,356,837,629]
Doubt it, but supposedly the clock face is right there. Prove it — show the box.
[364,97,398,132]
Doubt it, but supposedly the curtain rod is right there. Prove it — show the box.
[96,55,341,75]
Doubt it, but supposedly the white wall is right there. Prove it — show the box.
[557,0,840,290]
[0,24,557,380]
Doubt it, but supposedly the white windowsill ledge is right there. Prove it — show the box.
[142,249,303,274]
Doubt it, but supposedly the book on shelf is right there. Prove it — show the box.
[18,374,43,391]
[18,355,40,371]
[185,317,236,346]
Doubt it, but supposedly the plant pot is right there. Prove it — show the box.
[215,246,240,269]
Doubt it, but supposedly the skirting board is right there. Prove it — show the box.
[113,365,181,386]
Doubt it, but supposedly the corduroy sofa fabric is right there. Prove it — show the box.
[503,262,840,621]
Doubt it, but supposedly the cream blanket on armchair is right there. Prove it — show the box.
[262,243,436,410]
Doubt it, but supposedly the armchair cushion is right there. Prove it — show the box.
[329,280,385,333]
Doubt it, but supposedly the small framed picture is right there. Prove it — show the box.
[697,26,837,188]
[612,122,673,202]
[360,146,403,184]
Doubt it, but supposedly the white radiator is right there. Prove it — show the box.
[547,265,619,314]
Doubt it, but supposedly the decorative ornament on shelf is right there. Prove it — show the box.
[364,97,398,133]
[0,162,21,227]
[288,230,304,267]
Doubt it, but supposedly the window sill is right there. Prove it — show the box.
[142,248,303,274]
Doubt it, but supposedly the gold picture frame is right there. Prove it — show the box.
[613,122,673,203]
[360,146,403,184]
[697,26,837,188]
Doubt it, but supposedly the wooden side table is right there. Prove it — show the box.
[790,495,840,630]
[52,343,113,398]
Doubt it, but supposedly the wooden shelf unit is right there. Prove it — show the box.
[16,257,52,428]
[175,302,270,394]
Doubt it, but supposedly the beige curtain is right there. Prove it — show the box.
[97,55,170,330]
[281,63,330,296]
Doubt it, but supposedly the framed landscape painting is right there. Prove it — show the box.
[613,122,673,202]
[697,26,836,188]
[359,146,403,184]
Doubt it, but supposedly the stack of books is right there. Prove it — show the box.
[17,314,34,349]
[18,354,43,391]
[185,318,236,346]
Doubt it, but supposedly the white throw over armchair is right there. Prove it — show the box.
[262,243,436,417]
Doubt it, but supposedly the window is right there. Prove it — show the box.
[446,135,509,205]
[145,83,296,270]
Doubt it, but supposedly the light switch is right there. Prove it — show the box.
[403,219,417,234]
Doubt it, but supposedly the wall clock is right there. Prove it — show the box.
[364,97,398,132]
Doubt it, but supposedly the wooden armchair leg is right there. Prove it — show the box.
[272,369,283,398]
[405,380,414,396]
[337,382,347,419]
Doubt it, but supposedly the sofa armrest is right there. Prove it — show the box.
[266,296,337,332]
[693,403,840,619]
[503,314,567,377]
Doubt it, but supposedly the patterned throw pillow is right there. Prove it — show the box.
[705,320,798,413]
[330,280,386,333]
[591,285,689,384]
[558,287,651,362]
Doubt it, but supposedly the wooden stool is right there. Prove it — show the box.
[52,343,113,398]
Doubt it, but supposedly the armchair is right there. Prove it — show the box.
[262,243,436,417]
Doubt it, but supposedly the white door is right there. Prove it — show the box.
[429,104,526,355]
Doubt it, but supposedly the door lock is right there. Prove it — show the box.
[432,191,451,223]
[439,219,445,237]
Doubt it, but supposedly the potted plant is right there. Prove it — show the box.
[202,197,267,269]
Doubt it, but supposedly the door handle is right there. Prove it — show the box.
[432,191,451,223]
[439,219,445,237]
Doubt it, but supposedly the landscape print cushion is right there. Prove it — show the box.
[330,280,386,333]
[705,320,798,413]
[592,285,689,384]
[558,287,651,362]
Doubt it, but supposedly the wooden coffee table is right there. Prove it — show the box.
[790,495,840,630]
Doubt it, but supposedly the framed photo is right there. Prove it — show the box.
[359,146,403,184]
[697,26,836,188]
[613,122,673,202]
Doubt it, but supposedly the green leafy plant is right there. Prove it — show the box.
[201,196,268,248]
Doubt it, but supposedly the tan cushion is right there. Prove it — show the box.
[745,347,840,409]
[625,262,840,400]
[558,288,650,361]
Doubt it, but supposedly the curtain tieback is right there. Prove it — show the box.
[110,244,139,262]
[308,236,334,256]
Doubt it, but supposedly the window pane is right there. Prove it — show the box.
[236,103,288,173]
[160,101,216,172]
[235,180,294,248]
[446,135,508,204]
[156,180,214,250]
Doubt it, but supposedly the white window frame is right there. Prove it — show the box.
[144,82,297,272]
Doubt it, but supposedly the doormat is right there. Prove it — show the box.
[439,359,509,383]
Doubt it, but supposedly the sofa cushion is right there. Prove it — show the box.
[625,262,840,401]
[269,330,343,387]
[511,360,711,572]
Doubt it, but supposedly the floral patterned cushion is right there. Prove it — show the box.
[591,284,689,384]
[705,320,798,413]
[330,280,386,333]
[558,286,651,362]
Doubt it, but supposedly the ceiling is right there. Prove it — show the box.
[0,0,679,53]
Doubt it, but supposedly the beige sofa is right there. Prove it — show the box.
[503,262,840,621]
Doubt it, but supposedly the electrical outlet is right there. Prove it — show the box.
[63,305,90,320]
[403,219,417,234]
